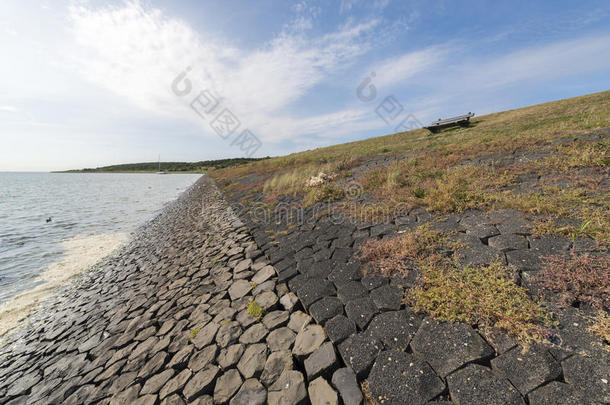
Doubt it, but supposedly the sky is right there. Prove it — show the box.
[1,1,610,171]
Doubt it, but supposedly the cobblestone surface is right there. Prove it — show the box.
[0,177,338,404]
[1,171,608,404]
[221,168,609,404]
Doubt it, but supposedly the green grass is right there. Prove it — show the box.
[189,328,200,340]
[410,259,552,344]
[247,301,265,318]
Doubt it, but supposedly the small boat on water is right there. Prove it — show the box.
[157,155,168,174]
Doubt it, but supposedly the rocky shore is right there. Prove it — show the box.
[0,175,608,404]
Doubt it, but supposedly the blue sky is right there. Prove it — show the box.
[1,0,610,171]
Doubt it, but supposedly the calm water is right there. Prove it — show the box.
[0,172,201,305]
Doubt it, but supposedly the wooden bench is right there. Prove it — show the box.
[425,112,475,133]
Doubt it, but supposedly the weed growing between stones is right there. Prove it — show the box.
[536,253,610,310]
[587,310,610,350]
[360,380,378,405]
[356,224,445,276]
[189,328,200,340]
[541,139,609,171]
[247,301,265,318]
[304,183,345,206]
[410,260,552,344]
[357,226,551,343]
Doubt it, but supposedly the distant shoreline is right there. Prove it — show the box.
[51,170,206,174]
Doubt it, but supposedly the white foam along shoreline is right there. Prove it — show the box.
[0,232,129,340]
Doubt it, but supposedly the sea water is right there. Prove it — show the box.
[0,172,201,336]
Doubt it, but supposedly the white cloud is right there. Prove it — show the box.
[460,34,610,90]
[369,46,450,88]
[67,1,379,144]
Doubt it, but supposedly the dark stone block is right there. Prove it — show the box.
[361,275,388,291]
[331,248,353,265]
[505,250,542,272]
[296,279,336,309]
[332,236,353,249]
[527,381,585,405]
[304,342,338,381]
[562,355,610,403]
[370,223,394,238]
[337,282,368,304]
[352,229,369,239]
[277,266,298,282]
[430,214,463,233]
[344,297,378,330]
[491,345,562,395]
[288,274,309,293]
[488,234,529,252]
[365,310,420,350]
[313,248,332,262]
[309,297,344,325]
[529,235,571,256]
[306,260,333,279]
[331,368,363,405]
[487,209,531,234]
[410,318,494,377]
[325,315,356,344]
[296,257,314,275]
[338,333,382,379]
[447,364,525,405]
[465,224,500,240]
[456,245,505,267]
[328,261,362,285]
[368,351,445,405]
[370,284,402,311]
[275,258,295,273]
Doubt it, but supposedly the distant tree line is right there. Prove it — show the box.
[66,157,268,173]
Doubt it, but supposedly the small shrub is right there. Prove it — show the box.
[304,183,345,205]
[189,328,200,340]
[536,253,610,310]
[247,301,265,318]
[356,224,443,276]
[411,260,551,343]
[360,380,378,405]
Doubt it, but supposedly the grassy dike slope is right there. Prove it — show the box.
[211,90,609,345]
[213,90,610,243]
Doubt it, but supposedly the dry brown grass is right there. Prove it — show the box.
[211,90,610,244]
[536,253,610,310]
[356,224,444,276]
[588,310,610,350]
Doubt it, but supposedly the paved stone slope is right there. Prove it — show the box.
[225,189,609,404]
[1,174,608,405]
[0,177,354,404]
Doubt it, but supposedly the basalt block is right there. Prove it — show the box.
[309,297,344,325]
[410,318,494,377]
[368,351,445,405]
[446,364,525,405]
[491,345,561,395]
[344,297,377,330]
[338,333,381,379]
[365,310,420,350]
